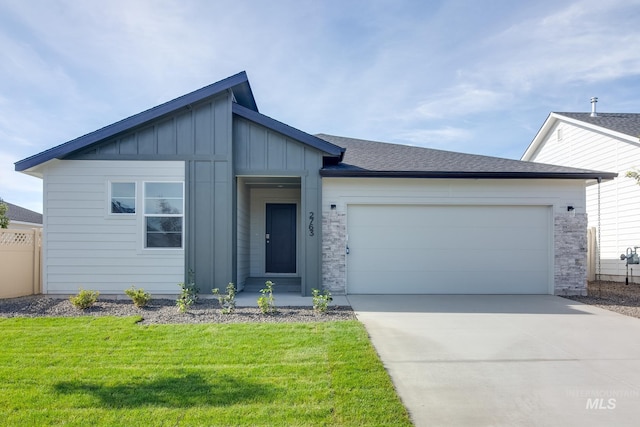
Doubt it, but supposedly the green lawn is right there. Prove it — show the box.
[0,317,412,426]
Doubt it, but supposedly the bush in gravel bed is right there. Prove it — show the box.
[124,286,151,308]
[69,288,99,310]
[257,280,276,314]
[212,283,236,314]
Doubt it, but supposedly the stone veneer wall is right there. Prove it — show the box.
[322,210,347,294]
[554,213,588,295]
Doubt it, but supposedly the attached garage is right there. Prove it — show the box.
[346,204,552,294]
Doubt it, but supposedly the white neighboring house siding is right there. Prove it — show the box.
[43,160,185,295]
[321,178,587,294]
[526,119,640,279]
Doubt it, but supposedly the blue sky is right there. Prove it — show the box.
[2,0,640,213]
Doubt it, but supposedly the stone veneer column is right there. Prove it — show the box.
[322,210,347,294]
[554,213,588,295]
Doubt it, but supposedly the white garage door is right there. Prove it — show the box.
[347,205,551,294]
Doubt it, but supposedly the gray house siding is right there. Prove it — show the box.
[233,117,324,296]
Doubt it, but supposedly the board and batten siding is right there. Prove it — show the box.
[236,177,251,290]
[42,160,185,294]
[528,120,640,279]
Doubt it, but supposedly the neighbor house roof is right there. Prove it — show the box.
[522,112,640,161]
[555,113,640,139]
[318,134,617,180]
[15,71,257,172]
[4,202,43,225]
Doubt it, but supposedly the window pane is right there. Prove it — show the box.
[111,198,135,214]
[145,217,182,248]
[144,198,183,215]
[111,183,135,214]
[147,232,182,248]
[112,183,135,198]
[145,183,182,199]
[146,217,182,233]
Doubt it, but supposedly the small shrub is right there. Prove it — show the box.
[212,282,236,314]
[70,288,99,310]
[257,280,276,314]
[312,288,332,313]
[124,286,151,308]
[176,271,199,313]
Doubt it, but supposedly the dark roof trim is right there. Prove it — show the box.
[16,71,257,171]
[232,103,345,158]
[320,169,618,180]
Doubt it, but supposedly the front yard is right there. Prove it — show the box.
[0,317,412,426]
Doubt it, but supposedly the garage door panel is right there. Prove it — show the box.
[347,205,551,294]
[349,269,550,294]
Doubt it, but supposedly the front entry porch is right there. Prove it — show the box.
[242,276,302,294]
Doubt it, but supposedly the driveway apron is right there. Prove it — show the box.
[347,295,640,427]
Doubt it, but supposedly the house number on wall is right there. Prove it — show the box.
[308,212,315,236]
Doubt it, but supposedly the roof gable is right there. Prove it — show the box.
[522,112,640,161]
[318,134,616,180]
[232,104,344,157]
[15,71,256,172]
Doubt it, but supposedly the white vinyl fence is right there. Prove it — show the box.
[0,229,42,298]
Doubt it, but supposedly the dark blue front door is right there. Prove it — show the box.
[265,203,296,273]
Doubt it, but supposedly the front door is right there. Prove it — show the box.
[265,203,297,273]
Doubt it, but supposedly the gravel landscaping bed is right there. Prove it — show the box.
[0,296,356,324]
[562,281,640,319]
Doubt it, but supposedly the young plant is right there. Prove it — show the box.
[312,288,332,313]
[69,288,99,310]
[124,286,151,308]
[257,280,276,314]
[212,282,236,314]
[176,271,199,313]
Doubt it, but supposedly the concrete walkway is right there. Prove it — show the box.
[348,295,640,427]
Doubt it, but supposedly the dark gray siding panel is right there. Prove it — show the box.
[157,119,176,155]
[186,159,233,292]
[68,92,230,160]
[176,112,194,155]
[195,104,212,155]
[234,117,325,174]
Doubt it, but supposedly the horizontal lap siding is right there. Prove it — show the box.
[43,160,185,294]
[531,121,640,277]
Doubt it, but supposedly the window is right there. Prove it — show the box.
[144,182,183,248]
[111,182,136,214]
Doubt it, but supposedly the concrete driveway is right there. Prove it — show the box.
[347,295,640,427]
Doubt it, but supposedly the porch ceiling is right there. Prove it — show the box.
[238,176,301,189]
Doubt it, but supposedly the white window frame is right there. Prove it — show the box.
[143,181,184,250]
[109,181,137,215]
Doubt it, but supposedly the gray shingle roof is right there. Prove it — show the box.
[4,202,43,224]
[556,113,640,139]
[317,134,616,179]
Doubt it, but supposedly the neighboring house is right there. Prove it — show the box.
[4,202,43,230]
[522,110,640,282]
[15,72,615,296]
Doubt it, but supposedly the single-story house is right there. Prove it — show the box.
[15,72,616,296]
[522,107,640,282]
[4,202,43,230]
